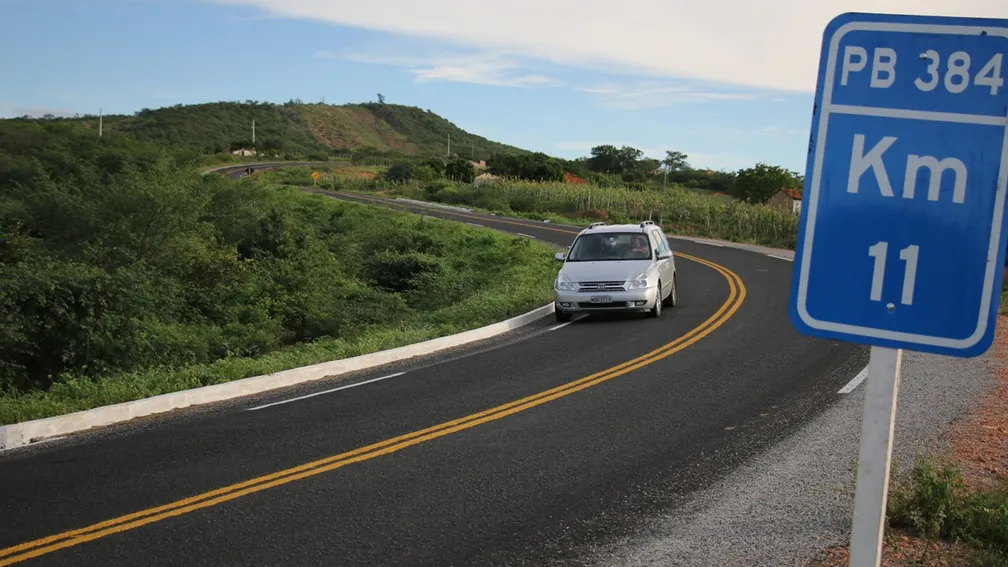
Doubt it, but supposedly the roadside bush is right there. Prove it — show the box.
[0,143,556,400]
[384,161,415,183]
[423,179,454,198]
[364,250,441,294]
[888,455,1008,558]
[473,194,511,212]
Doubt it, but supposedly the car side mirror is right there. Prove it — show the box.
[554,252,566,262]
[656,250,671,260]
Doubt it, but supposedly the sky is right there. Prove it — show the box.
[1,0,1005,172]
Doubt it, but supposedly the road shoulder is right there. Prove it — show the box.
[571,318,1001,567]
[808,315,1008,567]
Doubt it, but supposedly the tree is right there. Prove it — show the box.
[731,163,801,204]
[377,93,386,104]
[445,157,475,183]
[413,164,438,183]
[587,144,644,176]
[488,152,564,182]
[384,162,415,183]
[662,150,689,172]
[420,156,446,178]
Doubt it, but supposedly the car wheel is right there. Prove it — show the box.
[663,273,677,308]
[555,309,572,323]
[649,282,663,318]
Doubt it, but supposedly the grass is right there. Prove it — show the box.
[0,199,559,425]
[297,104,417,154]
[351,176,800,250]
[887,454,1008,565]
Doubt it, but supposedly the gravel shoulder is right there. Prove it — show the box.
[572,318,1001,567]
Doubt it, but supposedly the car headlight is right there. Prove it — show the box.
[629,272,650,289]
[555,272,576,291]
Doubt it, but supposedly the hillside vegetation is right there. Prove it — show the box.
[0,117,557,425]
[18,100,530,162]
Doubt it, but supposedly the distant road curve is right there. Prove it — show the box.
[201,160,350,178]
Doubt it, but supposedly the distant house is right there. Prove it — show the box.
[231,148,257,157]
[768,188,802,214]
[471,159,488,170]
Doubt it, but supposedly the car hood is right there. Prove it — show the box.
[560,260,653,283]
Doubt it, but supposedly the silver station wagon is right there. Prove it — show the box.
[553,221,677,323]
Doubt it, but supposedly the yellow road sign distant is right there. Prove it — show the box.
[311,171,320,180]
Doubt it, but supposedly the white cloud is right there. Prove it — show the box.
[319,49,561,88]
[554,141,600,151]
[577,82,758,109]
[207,0,1006,93]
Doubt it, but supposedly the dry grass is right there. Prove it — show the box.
[298,105,417,153]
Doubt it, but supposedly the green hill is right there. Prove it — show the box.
[4,100,531,162]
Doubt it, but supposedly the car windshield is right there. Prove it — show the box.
[566,232,652,262]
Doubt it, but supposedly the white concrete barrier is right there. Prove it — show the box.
[0,303,555,451]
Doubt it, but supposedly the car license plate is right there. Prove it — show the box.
[590,295,612,304]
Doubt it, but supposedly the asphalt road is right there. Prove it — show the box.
[0,188,867,567]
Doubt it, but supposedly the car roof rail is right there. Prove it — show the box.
[640,220,655,228]
[588,221,607,229]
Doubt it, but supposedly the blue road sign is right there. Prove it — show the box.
[789,12,1008,358]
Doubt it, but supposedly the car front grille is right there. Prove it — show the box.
[577,281,626,293]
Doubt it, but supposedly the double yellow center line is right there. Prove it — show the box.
[0,201,746,566]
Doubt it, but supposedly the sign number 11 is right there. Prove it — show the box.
[868,241,919,306]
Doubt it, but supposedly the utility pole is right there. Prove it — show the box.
[252,118,256,145]
[447,133,451,157]
[99,108,103,138]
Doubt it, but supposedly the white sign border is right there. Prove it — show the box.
[796,21,1008,350]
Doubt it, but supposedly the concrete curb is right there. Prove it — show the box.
[0,302,556,451]
[393,197,473,213]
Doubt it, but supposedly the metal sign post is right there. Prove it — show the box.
[850,346,902,565]
[788,12,1008,567]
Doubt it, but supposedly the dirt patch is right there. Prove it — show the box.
[948,315,1008,490]
[573,209,609,221]
[564,171,586,184]
[810,533,974,567]
[331,166,377,180]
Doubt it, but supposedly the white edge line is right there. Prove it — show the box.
[517,233,537,239]
[0,302,556,451]
[246,372,406,411]
[465,222,483,228]
[548,314,588,331]
[838,366,870,394]
[767,254,794,262]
